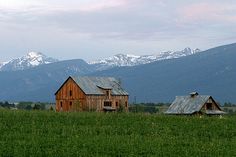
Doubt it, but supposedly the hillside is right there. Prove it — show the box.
[0,43,235,103]
[0,59,93,102]
[92,43,236,103]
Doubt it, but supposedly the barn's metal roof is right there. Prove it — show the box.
[72,76,129,96]
[165,95,211,114]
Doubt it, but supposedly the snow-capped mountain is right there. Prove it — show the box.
[0,62,7,69]
[0,52,58,71]
[0,43,235,102]
[89,48,201,70]
[0,48,200,71]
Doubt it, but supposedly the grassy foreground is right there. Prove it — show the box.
[0,110,235,156]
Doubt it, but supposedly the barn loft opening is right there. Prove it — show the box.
[104,101,112,107]
[69,90,72,96]
[206,103,213,110]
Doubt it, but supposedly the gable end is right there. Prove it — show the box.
[55,76,86,95]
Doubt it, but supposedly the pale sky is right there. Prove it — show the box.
[0,0,236,62]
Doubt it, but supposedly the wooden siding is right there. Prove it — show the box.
[86,95,129,112]
[56,78,86,112]
[202,97,221,111]
[55,77,129,112]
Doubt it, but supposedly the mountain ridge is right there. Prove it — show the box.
[0,43,235,103]
[0,52,58,71]
[89,48,200,70]
[0,48,200,71]
[90,43,236,103]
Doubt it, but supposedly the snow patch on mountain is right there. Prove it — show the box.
[0,52,58,71]
[89,48,201,70]
[0,62,8,69]
[0,48,200,72]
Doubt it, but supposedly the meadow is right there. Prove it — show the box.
[0,110,235,156]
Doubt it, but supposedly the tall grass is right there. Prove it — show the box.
[0,110,235,156]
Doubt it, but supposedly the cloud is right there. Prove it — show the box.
[0,0,174,40]
[0,0,236,60]
[0,0,127,13]
[179,2,236,24]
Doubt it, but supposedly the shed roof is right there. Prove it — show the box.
[72,76,129,96]
[165,94,223,115]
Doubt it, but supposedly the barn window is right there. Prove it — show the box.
[69,90,72,96]
[70,101,72,107]
[60,101,63,108]
[104,101,112,107]
[116,102,118,107]
[206,103,213,110]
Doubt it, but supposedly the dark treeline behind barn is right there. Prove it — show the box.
[0,101,53,110]
[1,101,236,114]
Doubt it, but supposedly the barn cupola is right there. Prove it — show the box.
[190,92,199,97]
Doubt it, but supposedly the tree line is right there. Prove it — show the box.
[0,101,54,110]
[0,101,235,114]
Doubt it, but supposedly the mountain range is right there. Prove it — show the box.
[0,44,235,103]
[92,43,236,103]
[89,48,200,70]
[0,48,199,71]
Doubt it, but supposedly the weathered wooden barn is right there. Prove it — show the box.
[55,76,129,112]
[165,92,225,115]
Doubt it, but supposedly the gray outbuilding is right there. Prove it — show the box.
[165,92,225,115]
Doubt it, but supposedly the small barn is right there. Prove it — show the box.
[165,92,225,115]
[55,76,129,112]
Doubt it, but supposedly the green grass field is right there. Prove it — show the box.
[0,110,235,156]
